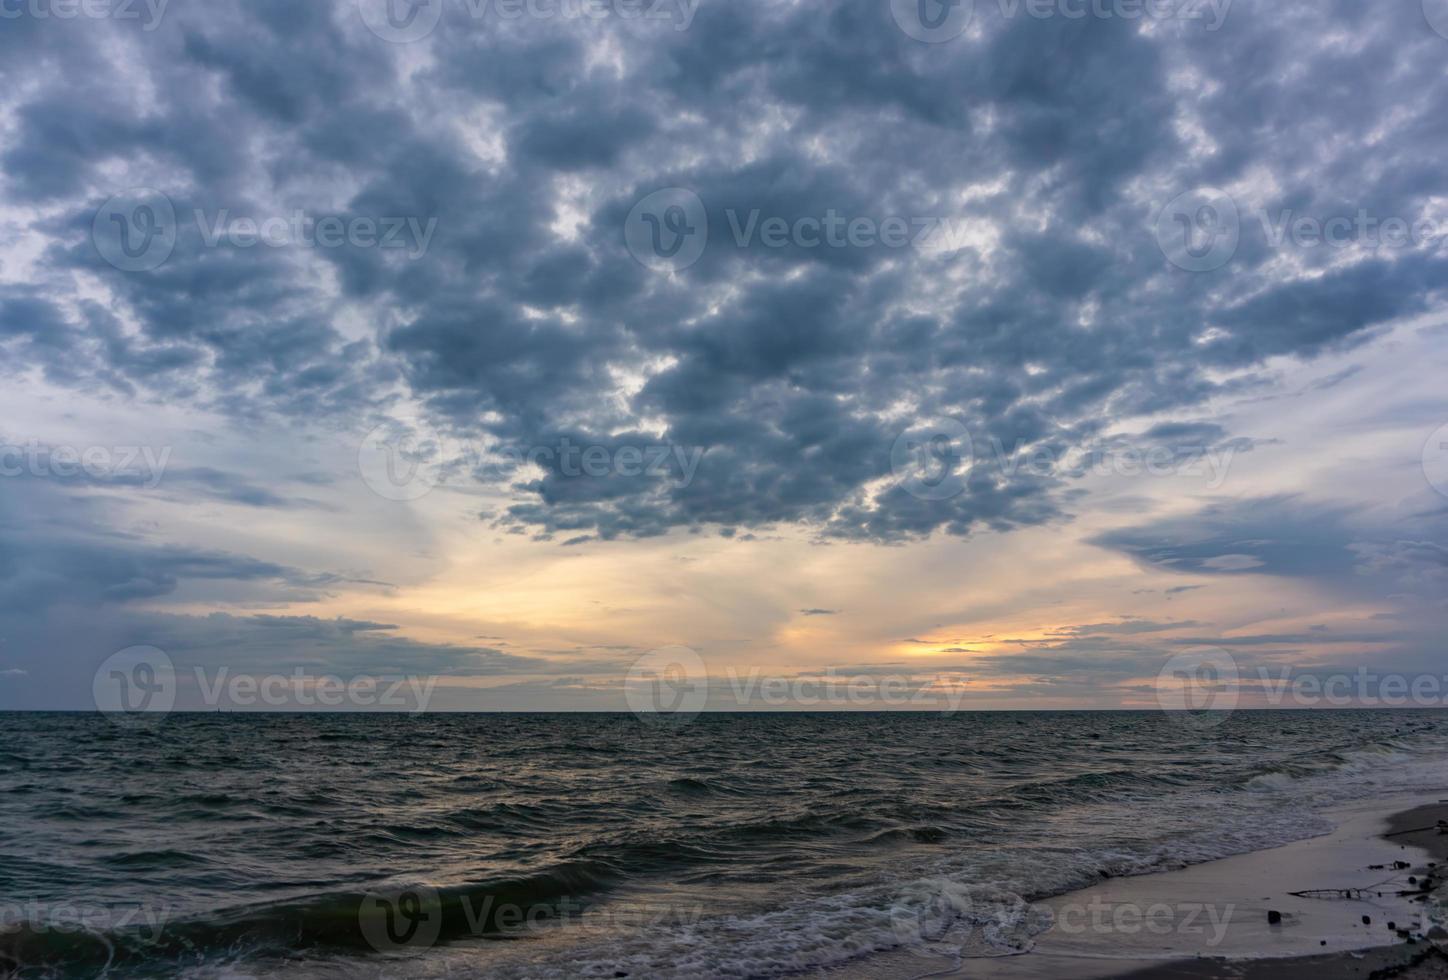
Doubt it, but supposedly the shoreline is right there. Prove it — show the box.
[824,797,1448,980]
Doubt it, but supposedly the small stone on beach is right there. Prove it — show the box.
[1268,910,1282,925]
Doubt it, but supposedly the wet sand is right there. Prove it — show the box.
[825,797,1448,980]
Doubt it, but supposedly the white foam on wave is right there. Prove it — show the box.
[486,739,1448,978]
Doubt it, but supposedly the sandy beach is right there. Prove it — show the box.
[826,796,1448,980]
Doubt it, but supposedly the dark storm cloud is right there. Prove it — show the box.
[4,0,1448,545]
[1090,496,1363,581]
[1092,494,1448,609]
[0,477,379,612]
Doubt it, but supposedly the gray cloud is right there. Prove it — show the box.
[1,0,1442,545]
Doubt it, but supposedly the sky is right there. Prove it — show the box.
[2,0,1447,713]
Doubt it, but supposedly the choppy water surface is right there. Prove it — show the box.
[3,710,1448,977]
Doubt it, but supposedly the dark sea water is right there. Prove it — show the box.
[4,710,1448,978]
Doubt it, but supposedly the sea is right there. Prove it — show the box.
[3,710,1448,978]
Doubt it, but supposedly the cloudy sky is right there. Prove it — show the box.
[2,0,1447,712]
